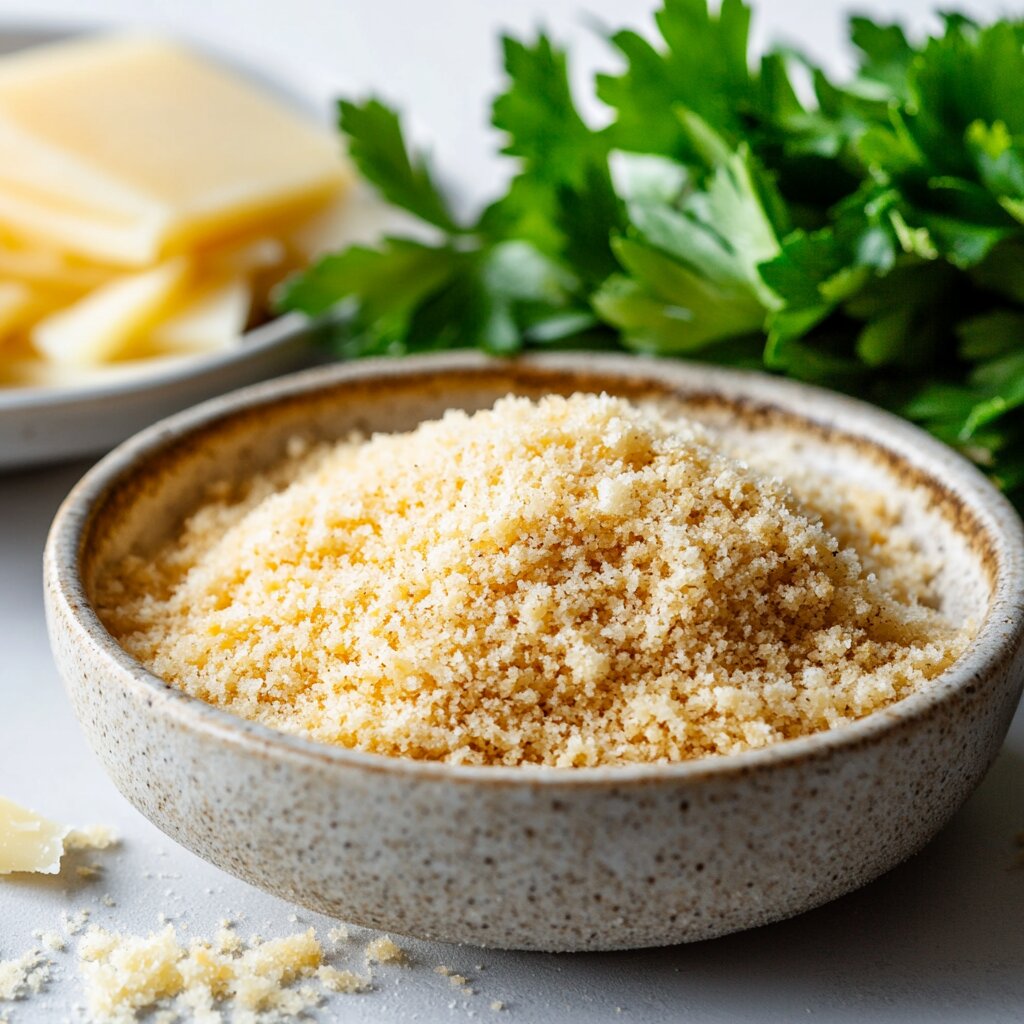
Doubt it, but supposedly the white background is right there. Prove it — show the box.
[1,1,1022,1022]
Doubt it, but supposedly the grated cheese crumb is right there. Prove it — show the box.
[364,936,404,964]
[99,393,970,768]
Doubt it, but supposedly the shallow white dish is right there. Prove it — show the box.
[0,24,353,470]
[0,314,325,470]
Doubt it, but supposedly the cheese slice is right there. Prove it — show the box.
[148,276,252,354]
[0,281,39,343]
[33,257,189,366]
[0,796,70,874]
[0,244,113,292]
[0,35,348,265]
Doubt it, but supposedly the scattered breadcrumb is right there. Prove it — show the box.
[100,393,969,768]
[0,948,50,1002]
[61,910,91,937]
[77,924,325,1023]
[317,966,370,994]
[214,926,243,955]
[101,895,117,909]
[448,975,468,988]
[66,827,119,852]
[32,932,65,954]
[76,865,101,880]
[326,925,348,945]
[491,1000,505,1012]
[435,966,451,977]
[364,937,404,965]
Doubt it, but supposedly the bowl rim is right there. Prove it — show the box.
[45,350,1024,787]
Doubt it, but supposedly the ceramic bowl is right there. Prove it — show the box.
[43,352,1024,952]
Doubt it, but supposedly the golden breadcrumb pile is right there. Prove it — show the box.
[97,393,969,767]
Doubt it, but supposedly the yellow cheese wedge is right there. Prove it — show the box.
[148,276,252,354]
[33,257,189,366]
[0,35,348,265]
[0,796,69,874]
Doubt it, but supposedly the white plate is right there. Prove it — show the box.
[0,24,367,470]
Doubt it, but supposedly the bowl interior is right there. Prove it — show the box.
[80,358,995,667]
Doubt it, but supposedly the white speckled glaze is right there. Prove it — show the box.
[43,353,1024,951]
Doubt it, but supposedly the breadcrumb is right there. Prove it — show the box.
[364,936,404,964]
[61,909,90,936]
[66,826,119,852]
[0,949,50,1001]
[317,966,370,993]
[99,393,969,767]
[76,925,325,1024]
[32,932,65,954]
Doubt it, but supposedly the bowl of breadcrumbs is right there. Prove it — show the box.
[45,351,1024,951]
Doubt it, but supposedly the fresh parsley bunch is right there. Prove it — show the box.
[278,1,1024,507]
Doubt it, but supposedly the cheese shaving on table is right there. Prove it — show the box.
[100,392,970,768]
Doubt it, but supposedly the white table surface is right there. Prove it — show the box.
[1,1,1022,1021]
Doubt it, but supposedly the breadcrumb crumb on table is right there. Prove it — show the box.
[98,393,971,768]
[75,925,325,1024]
[364,936,405,964]
[0,948,50,1001]
[32,931,65,954]
[317,965,371,993]
[65,826,119,852]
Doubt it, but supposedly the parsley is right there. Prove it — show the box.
[278,3,1024,509]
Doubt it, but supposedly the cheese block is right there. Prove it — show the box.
[33,258,189,366]
[0,796,69,874]
[0,35,348,265]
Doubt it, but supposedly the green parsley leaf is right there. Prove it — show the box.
[338,99,459,231]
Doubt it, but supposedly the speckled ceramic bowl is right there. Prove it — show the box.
[44,353,1024,952]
